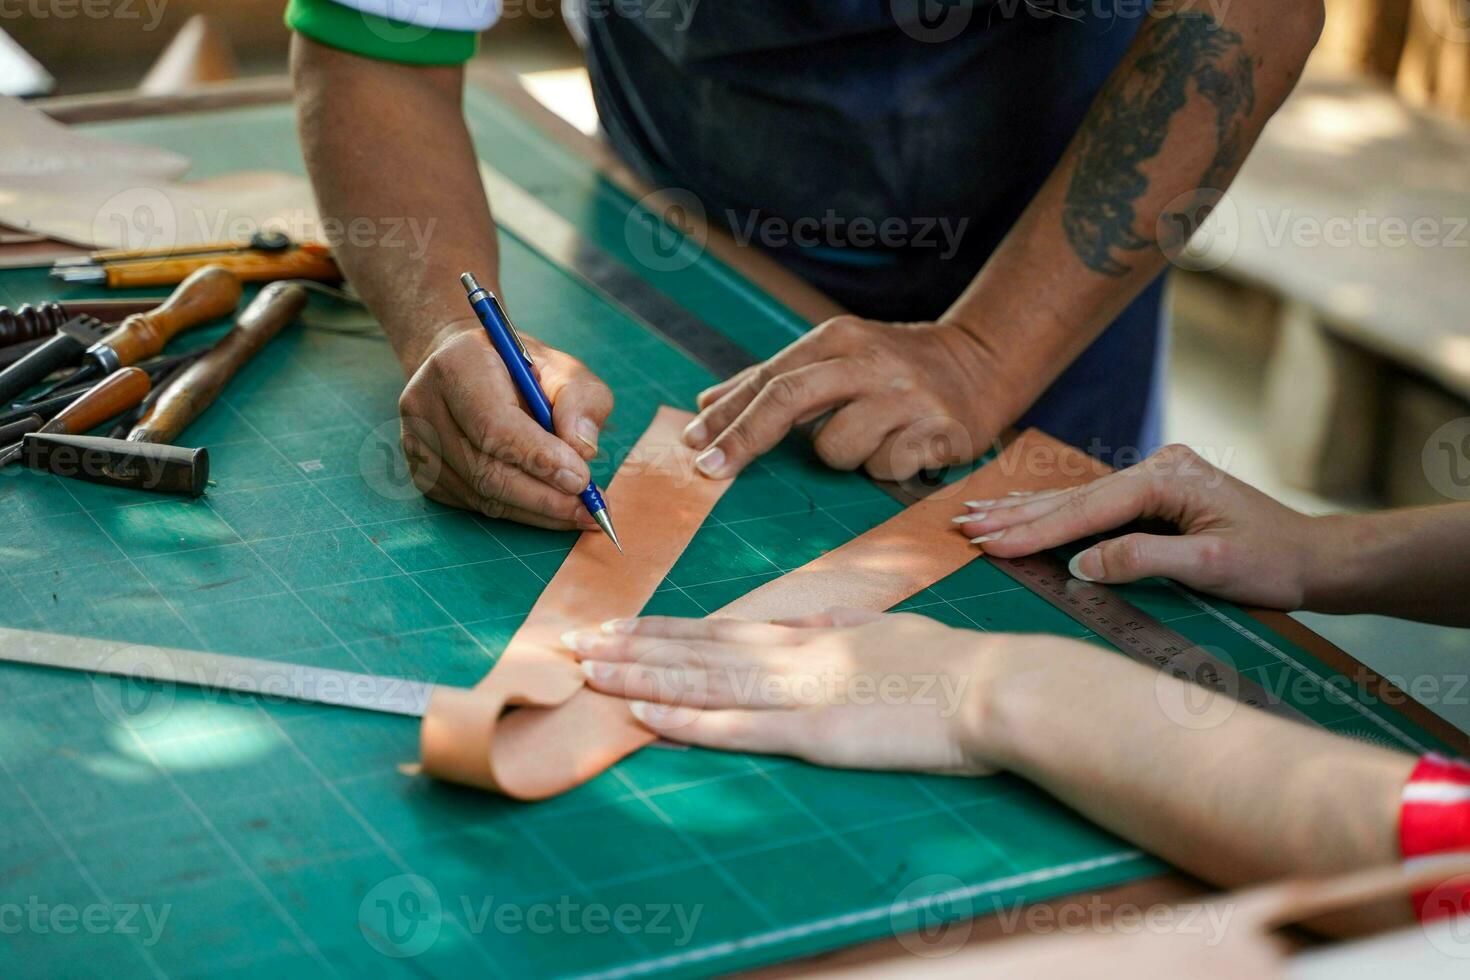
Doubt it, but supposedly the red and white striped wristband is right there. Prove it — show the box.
[1400,753,1470,921]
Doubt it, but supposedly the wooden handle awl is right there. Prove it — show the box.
[129,282,310,445]
[44,367,151,436]
[104,246,339,289]
[101,265,242,367]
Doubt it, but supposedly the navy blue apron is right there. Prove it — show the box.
[574,0,1164,461]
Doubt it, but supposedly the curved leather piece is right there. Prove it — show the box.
[419,406,734,798]
[422,424,1107,799]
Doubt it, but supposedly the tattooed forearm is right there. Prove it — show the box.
[1062,12,1256,277]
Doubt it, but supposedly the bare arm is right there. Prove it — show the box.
[984,635,1414,931]
[681,2,1324,480]
[565,611,1419,933]
[291,37,612,528]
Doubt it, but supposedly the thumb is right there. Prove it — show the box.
[542,352,614,461]
[1069,533,1224,588]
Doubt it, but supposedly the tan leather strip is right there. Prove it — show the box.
[419,406,734,798]
[720,429,1109,620]
[422,426,1106,799]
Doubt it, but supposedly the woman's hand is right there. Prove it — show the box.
[955,444,1332,609]
[562,610,1073,775]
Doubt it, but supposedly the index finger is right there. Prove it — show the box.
[976,470,1167,558]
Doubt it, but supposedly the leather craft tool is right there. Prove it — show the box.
[48,229,293,270]
[0,298,168,347]
[51,243,338,288]
[0,414,41,446]
[0,366,150,469]
[0,351,203,427]
[0,315,108,407]
[11,282,308,496]
[16,265,241,401]
[127,280,308,445]
[462,270,623,552]
[20,432,209,496]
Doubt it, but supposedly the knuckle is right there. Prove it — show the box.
[763,374,804,412]
[1112,535,1147,573]
[721,424,757,457]
[1154,443,1203,475]
[1194,537,1230,581]
[471,461,511,506]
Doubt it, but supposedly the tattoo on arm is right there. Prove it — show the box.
[1062,12,1256,277]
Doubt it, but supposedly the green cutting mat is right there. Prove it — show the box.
[0,89,1450,979]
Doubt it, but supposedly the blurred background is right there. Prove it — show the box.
[6,0,1469,728]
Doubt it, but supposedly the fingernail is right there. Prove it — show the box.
[561,630,588,652]
[694,446,726,478]
[951,512,987,523]
[555,468,586,494]
[1006,490,1034,497]
[682,419,708,448]
[580,660,614,683]
[969,531,1005,545]
[601,618,636,634]
[965,499,997,508]
[1068,549,1100,582]
[574,418,599,453]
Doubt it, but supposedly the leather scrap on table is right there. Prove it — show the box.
[421,417,1108,800]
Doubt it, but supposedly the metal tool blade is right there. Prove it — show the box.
[0,627,438,718]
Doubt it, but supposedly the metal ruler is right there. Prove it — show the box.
[0,627,435,718]
[986,553,1308,722]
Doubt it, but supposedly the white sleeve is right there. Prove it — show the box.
[329,0,502,33]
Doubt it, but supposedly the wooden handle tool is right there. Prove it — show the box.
[100,245,338,289]
[43,367,152,437]
[0,367,150,468]
[94,265,243,369]
[129,281,309,445]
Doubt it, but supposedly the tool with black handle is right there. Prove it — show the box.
[8,283,309,497]
[0,351,205,428]
[0,367,151,469]
[128,280,309,444]
[20,433,208,497]
[0,315,109,406]
[0,265,241,405]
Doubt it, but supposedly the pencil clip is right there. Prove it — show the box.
[497,297,533,365]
